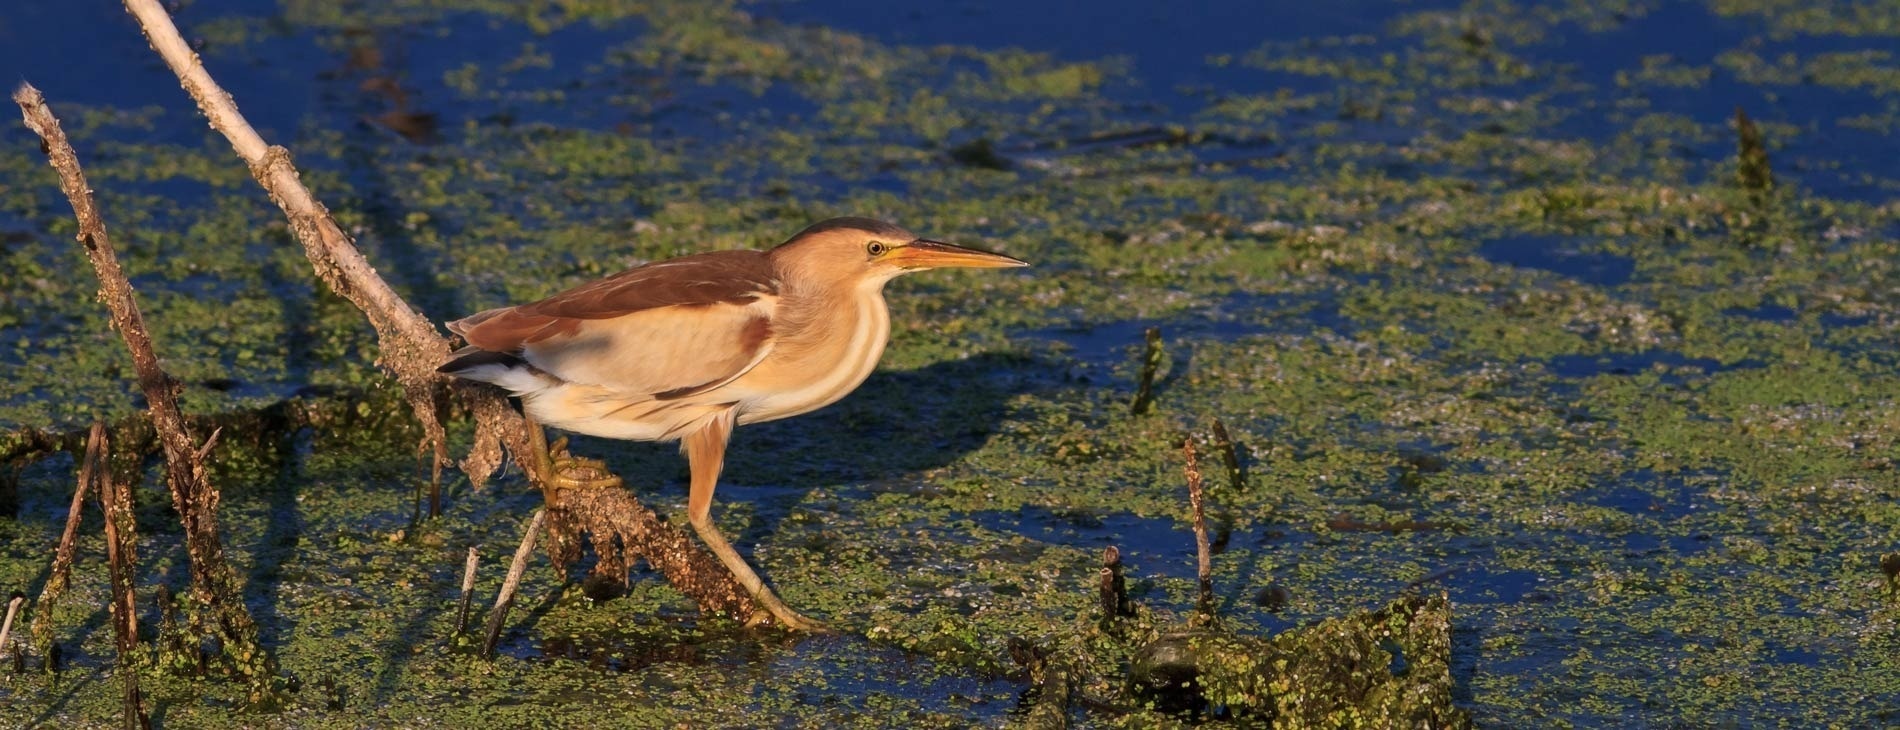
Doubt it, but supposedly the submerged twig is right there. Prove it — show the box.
[1209,419,1245,494]
[1205,420,1244,554]
[484,509,545,659]
[1130,327,1164,415]
[13,83,272,687]
[1183,440,1214,623]
[31,421,102,663]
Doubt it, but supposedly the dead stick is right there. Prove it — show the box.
[1098,546,1130,628]
[96,426,150,730]
[1130,327,1164,416]
[456,546,479,635]
[13,83,269,683]
[1210,418,1244,493]
[0,594,22,663]
[31,422,103,657]
[121,0,453,484]
[1183,440,1213,621]
[484,510,545,659]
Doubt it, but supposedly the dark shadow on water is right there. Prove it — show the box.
[1005,504,1199,582]
[1726,303,1796,322]
[242,425,310,663]
[1479,235,1634,287]
[576,351,1063,515]
[1542,351,1738,382]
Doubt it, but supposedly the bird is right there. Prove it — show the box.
[438,217,1028,630]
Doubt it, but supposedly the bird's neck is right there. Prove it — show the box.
[778,276,891,351]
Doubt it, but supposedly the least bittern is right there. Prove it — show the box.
[439,218,1027,630]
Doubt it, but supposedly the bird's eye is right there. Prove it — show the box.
[866,241,887,256]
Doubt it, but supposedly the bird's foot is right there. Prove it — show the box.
[542,437,624,491]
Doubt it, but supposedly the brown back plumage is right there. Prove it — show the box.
[447,249,777,354]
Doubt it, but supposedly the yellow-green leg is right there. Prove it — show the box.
[525,416,622,491]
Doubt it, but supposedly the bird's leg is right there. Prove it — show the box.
[524,414,621,491]
[683,415,829,632]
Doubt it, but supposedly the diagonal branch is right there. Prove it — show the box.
[121,0,459,482]
[13,82,271,685]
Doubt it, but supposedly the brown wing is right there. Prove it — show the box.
[446,250,780,397]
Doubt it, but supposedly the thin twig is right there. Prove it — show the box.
[191,427,222,465]
[1098,546,1130,628]
[95,425,150,730]
[1209,419,1245,494]
[484,510,545,659]
[31,422,102,657]
[0,594,23,664]
[13,82,269,685]
[1130,327,1164,415]
[1183,440,1214,623]
[456,546,479,635]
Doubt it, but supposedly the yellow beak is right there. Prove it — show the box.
[892,239,1030,270]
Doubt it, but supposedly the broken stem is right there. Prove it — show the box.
[1209,418,1245,494]
[31,421,103,661]
[0,594,22,665]
[96,424,150,730]
[1098,545,1131,628]
[1130,327,1164,415]
[456,546,479,636]
[484,509,545,659]
[1184,440,1214,623]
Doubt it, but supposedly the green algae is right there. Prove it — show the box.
[5,0,1900,726]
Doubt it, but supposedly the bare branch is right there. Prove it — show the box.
[30,421,101,657]
[484,510,545,659]
[121,0,455,481]
[13,82,271,686]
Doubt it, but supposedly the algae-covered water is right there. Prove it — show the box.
[4,0,1900,726]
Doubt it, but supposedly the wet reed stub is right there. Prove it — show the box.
[1098,546,1133,628]
[1182,440,1214,623]
[457,546,479,636]
[1130,327,1164,416]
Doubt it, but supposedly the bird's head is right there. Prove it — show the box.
[770,216,1028,289]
